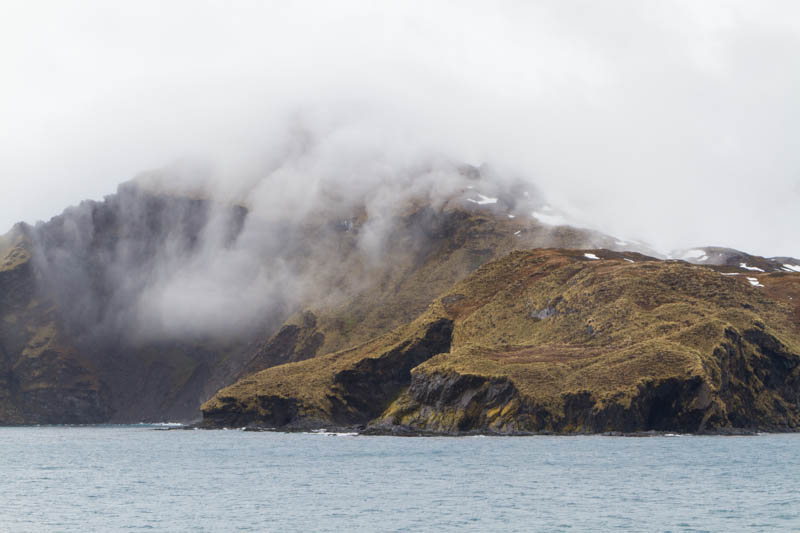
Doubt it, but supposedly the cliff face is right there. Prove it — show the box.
[0,228,111,423]
[0,192,264,424]
[202,249,800,434]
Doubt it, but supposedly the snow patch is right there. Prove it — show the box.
[782,264,800,273]
[740,263,765,272]
[681,249,708,262]
[514,231,521,236]
[532,211,567,226]
[746,277,764,287]
[624,258,635,263]
[507,214,515,219]
[584,253,600,260]
[466,193,498,205]
[721,272,740,276]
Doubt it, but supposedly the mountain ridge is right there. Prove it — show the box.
[2,177,799,428]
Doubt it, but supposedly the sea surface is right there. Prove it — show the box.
[0,426,798,532]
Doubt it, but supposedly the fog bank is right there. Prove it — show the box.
[2,0,799,257]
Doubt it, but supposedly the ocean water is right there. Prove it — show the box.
[0,427,798,532]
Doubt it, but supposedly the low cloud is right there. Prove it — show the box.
[5,1,800,331]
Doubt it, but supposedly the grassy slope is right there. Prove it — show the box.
[243,204,631,375]
[202,315,451,427]
[203,249,800,433]
[386,250,800,431]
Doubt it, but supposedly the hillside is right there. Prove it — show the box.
[0,172,636,424]
[0,190,263,423]
[4,168,799,427]
[202,249,800,434]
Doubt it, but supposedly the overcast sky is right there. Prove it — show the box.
[2,0,799,257]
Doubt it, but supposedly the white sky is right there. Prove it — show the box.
[1,0,799,257]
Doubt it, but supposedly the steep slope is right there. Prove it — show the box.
[0,185,274,423]
[202,249,800,433]
[0,226,111,423]
[241,204,642,377]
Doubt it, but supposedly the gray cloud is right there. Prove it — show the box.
[2,0,800,258]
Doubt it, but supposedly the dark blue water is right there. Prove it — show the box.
[1,427,798,532]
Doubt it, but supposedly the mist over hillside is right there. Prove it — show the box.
[21,158,591,347]
[3,1,800,258]
[2,1,800,427]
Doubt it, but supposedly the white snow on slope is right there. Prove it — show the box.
[624,258,635,263]
[783,264,800,273]
[584,253,600,260]
[746,277,764,287]
[740,263,765,272]
[681,249,708,262]
[532,211,568,226]
[467,193,498,205]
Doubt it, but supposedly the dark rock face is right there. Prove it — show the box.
[200,318,454,429]
[29,183,248,344]
[710,327,800,430]
[0,348,113,425]
[0,187,269,424]
[370,371,716,435]
[243,312,325,377]
[0,230,113,423]
[327,318,454,425]
[372,323,800,435]
[200,394,305,430]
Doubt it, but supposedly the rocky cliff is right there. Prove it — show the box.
[0,226,109,423]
